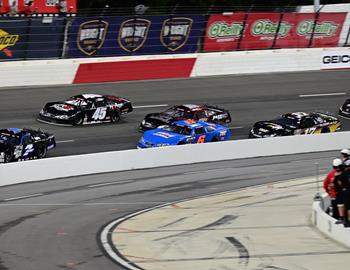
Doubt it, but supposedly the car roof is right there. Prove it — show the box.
[284,112,309,119]
[71,94,103,100]
[174,120,207,128]
[175,104,202,111]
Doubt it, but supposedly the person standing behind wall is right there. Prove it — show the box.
[340,148,350,162]
[324,158,343,219]
[334,159,350,226]
[58,0,67,15]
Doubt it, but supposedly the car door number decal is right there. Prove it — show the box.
[304,127,317,134]
[92,107,107,120]
[197,135,206,144]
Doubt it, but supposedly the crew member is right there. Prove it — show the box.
[323,158,343,219]
[341,148,350,162]
[334,159,350,226]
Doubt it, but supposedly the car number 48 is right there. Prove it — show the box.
[92,107,107,120]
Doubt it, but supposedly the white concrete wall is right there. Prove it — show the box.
[1,131,350,187]
[1,47,348,88]
[191,48,321,77]
[312,194,350,248]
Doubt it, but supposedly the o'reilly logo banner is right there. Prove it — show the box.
[297,20,339,36]
[251,20,291,37]
[204,12,346,52]
[322,50,350,70]
[208,22,243,39]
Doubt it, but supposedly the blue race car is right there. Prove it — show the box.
[0,128,56,163]
[137,120,231,149]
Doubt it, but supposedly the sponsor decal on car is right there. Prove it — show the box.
[154,132,174,138]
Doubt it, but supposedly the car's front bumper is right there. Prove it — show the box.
[37,113,74,126]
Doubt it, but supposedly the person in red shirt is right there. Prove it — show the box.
[323,158,343,219]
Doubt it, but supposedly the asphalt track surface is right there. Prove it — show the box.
[0,70,350,157]
[1,72,350,269]
[0,151,342,270]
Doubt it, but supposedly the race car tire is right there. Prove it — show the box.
[37,146,47,159]
[177,141,186,145]
[321,128,330,133]
[211,137,220,142]
[4,151,13,163]
[110,110,121,123]
[73,114,84,126]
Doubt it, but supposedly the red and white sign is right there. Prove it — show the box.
[203,12,346,52]
[203,13,246,52]
[0,0,77,14]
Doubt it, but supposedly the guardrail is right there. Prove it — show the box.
[312,193,350,247]
[1,47,350,88]
[1,131,350,187]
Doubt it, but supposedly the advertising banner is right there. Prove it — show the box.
[68,15,204,58]
[0,19,29,60]
[203,12,346,52]
[321,49,350,70]
[203,13,246,52]
[275,13,346,48]
[26,18,66,59]
[239,13,284,50]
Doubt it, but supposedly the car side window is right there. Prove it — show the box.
[206,126,215,132]
[195,111,206,120]
[301,117,315,128]
[94,99,106,107]
[195,127,206,135]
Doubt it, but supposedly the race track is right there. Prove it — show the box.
[0,151,340,270]
[0,71,350,269]
[0,70,350,157]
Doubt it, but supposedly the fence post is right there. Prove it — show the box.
[344,23,350,47]
[61,17,72,59]
[24,17,32,60]
[236,12,249,51]
[308,11,320,48]
[271,12,285,49]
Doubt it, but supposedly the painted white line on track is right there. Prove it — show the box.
[229,126,244,130]
[133,104,168,109]
[56,140,75,144]
[0,202,168,206]
[299,92,346,98]
[88,180,132,188]
[4,193,43,201]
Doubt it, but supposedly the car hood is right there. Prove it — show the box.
[43,102,80,116]
[0,141,9,151]
[145,113,177,125]
[142,129,186,145]
[252,121,290,136]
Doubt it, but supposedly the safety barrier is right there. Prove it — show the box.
[312,193,350,247]
[1,131,350,187]
[1,47,350,88]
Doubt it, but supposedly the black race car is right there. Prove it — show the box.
[38,94,133,126]
[140,104,231,131]
[0,128,56,163]
[249,112,341,138]
[339,99,350,118]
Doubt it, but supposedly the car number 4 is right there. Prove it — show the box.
[92,107,107,120]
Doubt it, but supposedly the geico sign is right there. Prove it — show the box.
[323,55,350,64]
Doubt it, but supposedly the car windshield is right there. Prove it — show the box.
[272,116,299,128]
[162,124,193,135]
[65,97,88,107]
[164,107,193,118]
